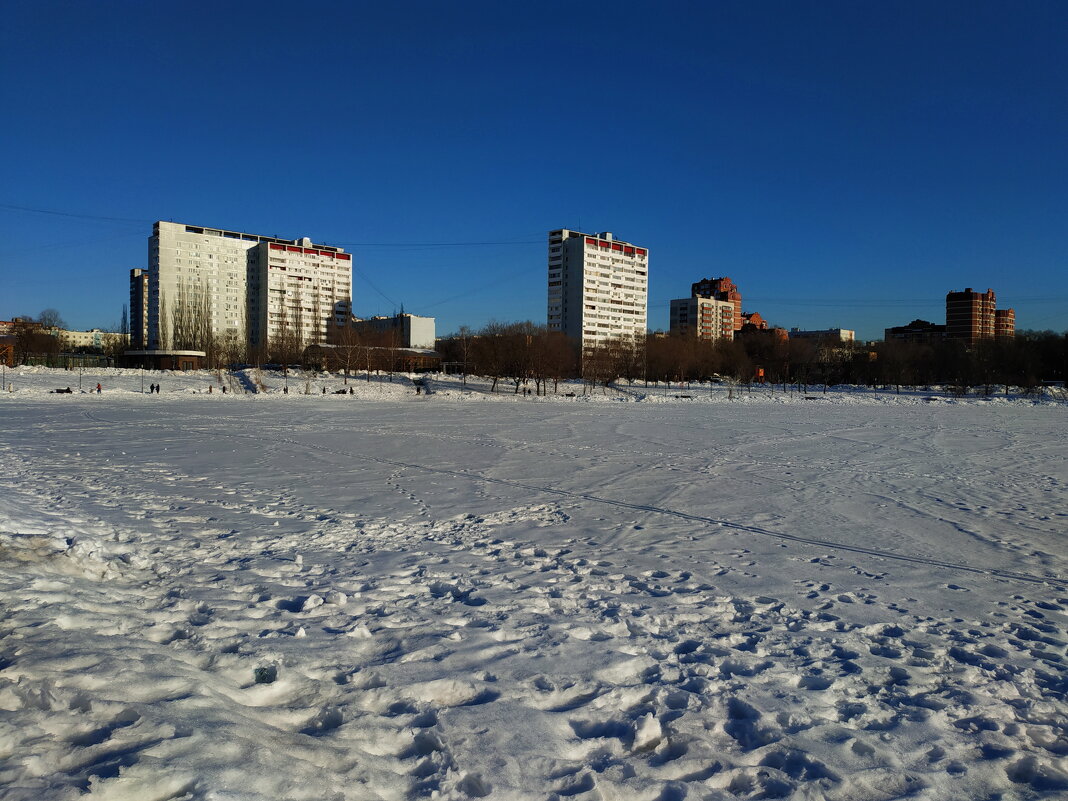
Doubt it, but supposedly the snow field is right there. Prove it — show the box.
[0,379,1065,800]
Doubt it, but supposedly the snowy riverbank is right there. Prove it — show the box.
[1,378,1065,799]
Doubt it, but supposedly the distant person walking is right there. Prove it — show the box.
[96,383,102,394]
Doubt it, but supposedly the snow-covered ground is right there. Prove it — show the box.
[1,368,1066,800]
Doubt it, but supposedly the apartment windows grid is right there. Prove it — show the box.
[147,221,352,353]
[547,229,648,350]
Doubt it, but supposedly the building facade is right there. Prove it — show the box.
[945,287,1014,343]
[60,329,129,351]
[348,313,436,349]
[547,229,648,349]
[252,239,352,352]
[884,319,946,343]
[691,277,742,332]
[130,268,149,349]
[145,221,351,355]
[994,308,1015,340]
[669,296,736,341]
[788,328,855,343]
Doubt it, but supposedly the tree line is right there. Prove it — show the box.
[438,323,1068,394]
[9,303,1066,393]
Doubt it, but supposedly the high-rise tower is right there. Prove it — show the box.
[547,229,648,349]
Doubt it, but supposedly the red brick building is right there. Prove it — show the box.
[691,277,742,332]
[945,288,1014,343]
[994,308,1015,340]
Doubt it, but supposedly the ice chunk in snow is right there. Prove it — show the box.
[633,712,662,752]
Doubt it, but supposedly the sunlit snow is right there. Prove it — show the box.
[1,367,1065,800]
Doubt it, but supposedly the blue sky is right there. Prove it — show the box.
[2,0,1065,339]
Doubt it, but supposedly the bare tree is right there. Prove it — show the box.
[581,340,620,394]
[270,294,304,377]
[471,321,511,392]
[13,317,60,364]
[542,331,577,392]
[329,323,362,383]
[37,308,66,330]
[454,325,475,388]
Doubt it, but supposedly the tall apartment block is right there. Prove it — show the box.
[945,287,1014,343]
[691,277,742,332]
[668,276,744,341]
[145,221,351,352]
[669,296,736,341]
[129,268,149,349]
[547,229,648,349]
[253,239,352,351]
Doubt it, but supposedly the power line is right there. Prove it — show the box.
[336,238,543,248]
[0,202,150,225]
[0,203,546,247]
[420,267,531,311]
[352,269,401,310]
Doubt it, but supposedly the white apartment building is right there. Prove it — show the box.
[669,296,736,341]
[253,239,352,351]
[60,329,129,351]
[547,229,648,349]
[146,221,351,353]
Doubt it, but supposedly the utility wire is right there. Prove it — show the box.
[420,268,532,311]
[0,202,150,225]
[338,238,542,248]
[0,203,545,249]
[352,269,401,310]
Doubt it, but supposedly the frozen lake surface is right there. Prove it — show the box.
[1,369,1066,800]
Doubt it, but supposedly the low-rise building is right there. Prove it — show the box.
[348,313,435,349]
[788,328,855,344]
[60,329,129,352]
[884,319,947,343]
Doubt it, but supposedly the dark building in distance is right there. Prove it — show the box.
[886,288,1015,345]
[945,288,1014,344]
[994,308,1015,339]
[884,319,946,343]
